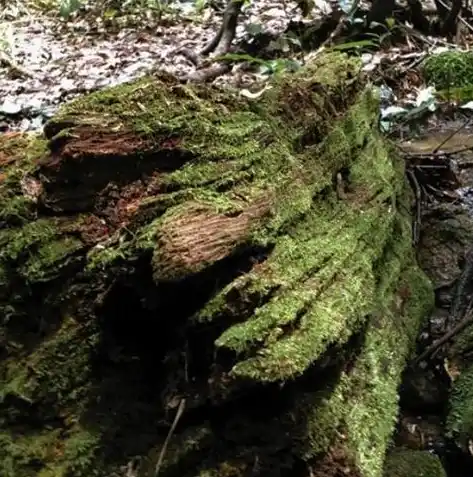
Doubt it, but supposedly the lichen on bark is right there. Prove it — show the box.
[0,52,433,477]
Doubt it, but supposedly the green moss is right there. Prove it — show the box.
[49,427,101,477]
[194,89,408,383]
[447,364,473,443]
[0,219,57,263]
[0,313,102,477]
[424,51,473,90]
[0,427,101,477]
[220,207,392,381]
[297,261,433,477]
[0,133,48,224]
[20,236,84,282]
[423,51,473,101]
[0,217,85,285]
[383,449,446,477]
[63,53,366,279]
[0,195,35,223]
[0,52,432,477]
[0,430,61,477]
[56,53,360,143]
[435,85,473,102]
[50,53,362,229]
[2,317,98,412]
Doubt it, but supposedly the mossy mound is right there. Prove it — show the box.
[0,52,433,477]
[447,364,473,447]
[446,321,473,448]
[383,449,446,477]
[423,51,473,102]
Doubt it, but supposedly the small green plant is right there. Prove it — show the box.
[194,0,208,14]
[331,17,401,53]
[424,51,473,90]
[59,0,82,18]
[216,52,301,77]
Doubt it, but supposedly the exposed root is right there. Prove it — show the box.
[182,63,231,83]
[201,0,244,57]
[177,0,243,83]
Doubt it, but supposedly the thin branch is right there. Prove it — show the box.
[154,398,186,477]
[437,0,473,34]
[433,118,472,153]
[403,145,473,159]
[413,301,473,366]
[406,168,422,246]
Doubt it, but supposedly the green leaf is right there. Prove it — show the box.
[59,0,82,18]
[385,17,395,29]
[216,53,267,66]
[103,8,118,19]
[331,40,377,51]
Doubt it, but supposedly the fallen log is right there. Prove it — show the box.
[0,53,433,477]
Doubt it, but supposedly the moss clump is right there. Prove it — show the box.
[0,219,57,263]
[424,51,473,101]
[0,427,101,477]
[40,427,101,477]
[0,430,61,477]
[0,133,48,225]
[446,364,473,445]
[1,316,98,412]
[383,449,446,477]
[196,94,415,383]
[424,51,473,89]
[296,254,433,477]
[0,313,103,476]
[20,236,84,282]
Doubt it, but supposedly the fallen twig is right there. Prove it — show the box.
[413,302,473,366]
[154,398,186,477]
[433,118,472,154]
[406,168,422,245]
[181,63,231,83]
[403,145,473,159]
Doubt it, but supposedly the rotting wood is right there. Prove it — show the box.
[0,52,434,477]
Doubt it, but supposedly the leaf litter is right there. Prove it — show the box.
[1,0,473,134]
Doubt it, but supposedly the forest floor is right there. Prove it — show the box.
[0,0,468,133]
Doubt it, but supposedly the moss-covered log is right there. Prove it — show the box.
[0,53,433,477]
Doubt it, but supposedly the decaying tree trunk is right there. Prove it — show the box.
[0,53,433,477]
